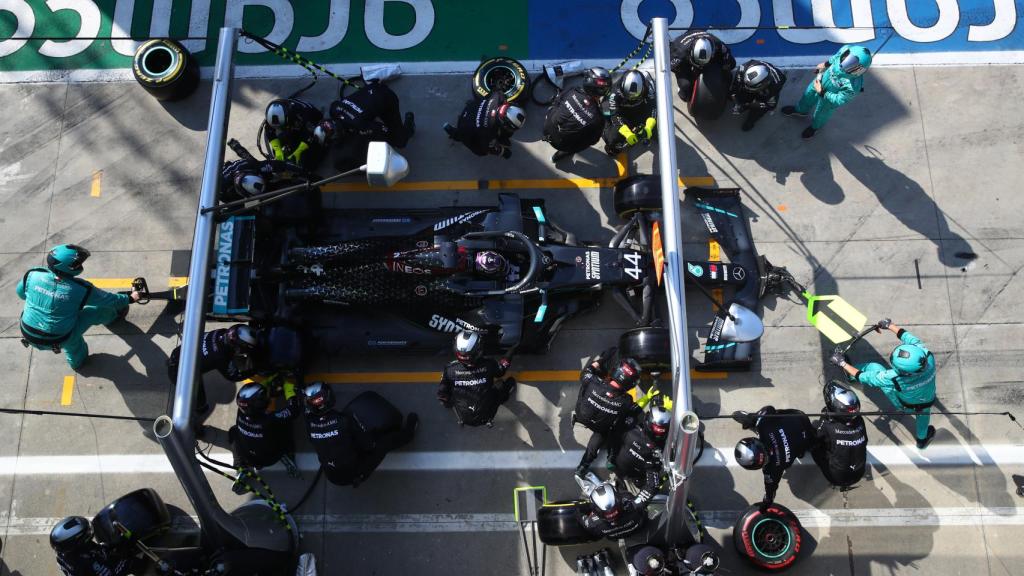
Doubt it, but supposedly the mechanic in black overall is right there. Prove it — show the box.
[812,381,868,488]
[669,30,736,101]
[437,330,516,427]
[573,347,643,474]
[50,516,134,576]
[264,98,324,169]
[543,66,611,163]
[603,70,658,156]
[729,59,787,131]
[304,383,419,487]
[228,377,301,491]
[328,80,416,171]
[577,402,671,507]
[582,481,648,540]
[732,405,816,508]
[444,91,526,159]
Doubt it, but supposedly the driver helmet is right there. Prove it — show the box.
[497,103,526,131]
[619,70,648,103]
[891,344,928,375]
[265,99,292,129]
[582,66,613,97]
[742,63,772,92]
[226,324,259,352]
[823,380,861,416]
[235,383,269,416]
[47,244,91,277]
[734,437,767,470]
[631,546,667,575]
[839,46,872,77]
[303,381,336,415]
[454,330,484,365]
[50,516,93,553]
[233,172,266,197]
[689,36,715,67]
[589,482,621,521]
[681,544,721,574]
[474,250,509,277]
[313,119,336,146]
[608,358,641,392]
[645,403,672,440]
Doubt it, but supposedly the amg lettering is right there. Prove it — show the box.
[701,212,718,234]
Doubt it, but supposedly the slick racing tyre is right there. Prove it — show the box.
[132,39,200,101]
[473,57,530,104]
[733,503,802,570]
[613,174,662,219]
[537,500,599,546]
[619,327,670,373]
[687,68,729,120]
[92,488,172,548]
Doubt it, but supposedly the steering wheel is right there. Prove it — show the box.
[451,231,543,297]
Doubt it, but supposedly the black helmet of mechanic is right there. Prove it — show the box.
[645,402,672,439]
[734,436,767,470]
[236,383,269,416]
[619,70,649,103]
[304,381,336,415]
[741,62,772,93]
[583,66,612,97]
[47,244,91,277]
[454,330,484,365]
[474,250,509,278]
[609,357,642,392]
[823,379,861,417]
[50,516,93,552]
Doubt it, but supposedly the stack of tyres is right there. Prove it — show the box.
[132,39,200,101]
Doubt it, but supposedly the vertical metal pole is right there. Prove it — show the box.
[156,26,244,550]
[651,17,701,544]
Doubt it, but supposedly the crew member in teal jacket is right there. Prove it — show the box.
[17,244,139,370]
[832,319,937,449]
[782,44,872,139]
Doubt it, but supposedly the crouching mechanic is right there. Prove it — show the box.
[669,30,736,101]
[543,66,611,163]
[733,405,816,508]
[729,60,786,131]
[50,516,135,576]
[18,244,139,370]
[437,331,516,427]
[263,98,324,168]
[603,71,657,156]
[304,383,419,487]
[328,80,416,171]
[813,381,868,488]
[833,318,936,449]
[573,348,642,469]
[167,324,259,426]
[229,377,301,491]
[445,91,526,159]
[582,481,648,540]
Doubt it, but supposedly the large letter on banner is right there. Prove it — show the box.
[773,0,875,44]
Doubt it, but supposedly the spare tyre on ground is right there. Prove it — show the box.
[473,57,530,104]
[133,39,200,101]
[733,502,803,570]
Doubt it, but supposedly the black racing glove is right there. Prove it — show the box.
[875,318,892,332]
[829,352,847,368]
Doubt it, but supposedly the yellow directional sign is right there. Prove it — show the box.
[805,292,868,344]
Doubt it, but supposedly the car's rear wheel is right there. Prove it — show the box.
[613,174,662,219]
[733,503,802,570]
[619,327,671,373]
[537,500,598,546]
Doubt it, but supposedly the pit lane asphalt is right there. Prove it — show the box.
[1,67,1023,575]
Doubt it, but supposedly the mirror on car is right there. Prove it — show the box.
[365,141,410,187]
[720,303,764,343]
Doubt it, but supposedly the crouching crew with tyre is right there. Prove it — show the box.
[228,376,302,491]
[573,347,643,468]
[262,98,325,169]
[603,71,658,156]
[543,67,611,163]
[732,406,816,507]
[582,481,648,540]
[437,331,516,427]
[326,80,416,172]
[445,91,526,159]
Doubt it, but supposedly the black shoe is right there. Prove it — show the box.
[801,126,817,139]
[916,426,936,450]
[551,150,572,163]
[781,106,806,117]
[741,117,757,132]
[404,112,416,137]
[443,123,456,139]
[405,412,420,436]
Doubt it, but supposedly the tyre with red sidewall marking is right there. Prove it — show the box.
[733,502,802,570]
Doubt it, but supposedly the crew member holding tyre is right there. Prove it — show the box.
[582,482,647,540]
[543,67,611,163]
[573,349,642,471]
[263,98,325,168]
[437,331,516,427]
[603,71,657,156]
[328,81,416,171]
[812,381,868,488]
[304,384,419,487]
[51,516,135,576]
[445,92,525,159]
[733,405,816,507]
[729,60,787,132]
[669,31,736,101]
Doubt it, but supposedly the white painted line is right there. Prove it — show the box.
[2,443,1021,476]
[5,507,1024,535]
[2,50,1023,84]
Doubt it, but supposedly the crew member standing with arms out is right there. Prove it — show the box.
[782,44,872,139]
[543,67,611,163]
[603,71,657,157]
[327,80,416,171]
[18,244,139,370]
[729,60,786,132]
[437,331,516,427]
[445,91,526,159]
[733,405,816,507]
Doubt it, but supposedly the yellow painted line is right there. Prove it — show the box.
[709,240,723,306]
[90,170,102,197]
[680,176,716,188]
[615,152,629,178]
[323,176,717,193]
[309,369,725,384]
[61,376,75,406]
[168,276,189,288]
[83,277,188,289]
